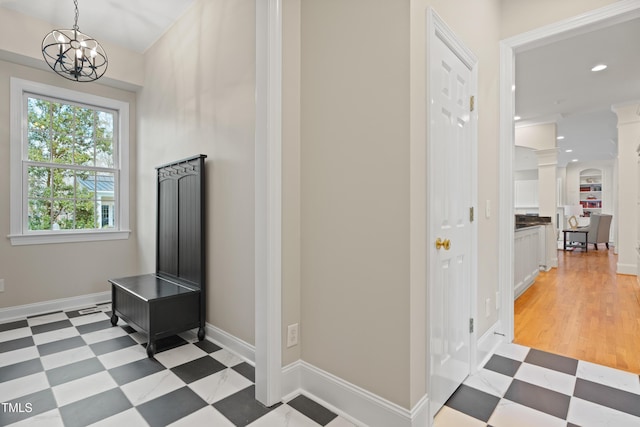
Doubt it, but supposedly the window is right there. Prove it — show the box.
[10,78,130,245]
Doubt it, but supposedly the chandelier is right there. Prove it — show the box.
[41,0,108,82]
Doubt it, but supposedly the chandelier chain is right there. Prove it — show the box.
[73,0,79,31]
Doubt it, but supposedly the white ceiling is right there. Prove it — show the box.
[3,1,638,169]
[515,17,640,168]
[0,0,195,53]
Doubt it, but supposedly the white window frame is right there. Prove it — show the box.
[9,78,130,245]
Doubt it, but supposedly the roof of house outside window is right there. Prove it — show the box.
[77,175,114,193]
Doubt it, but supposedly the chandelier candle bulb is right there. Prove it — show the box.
[57,35,64,56]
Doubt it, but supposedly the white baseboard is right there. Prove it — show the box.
[0,291,111,322]
[616,263,637,276]
[410,394,430,427]
[282,360,429,427]
[204,323,256,365]
[476,320,504,371]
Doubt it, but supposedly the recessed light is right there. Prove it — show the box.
[514,116,521,121]
[557,136,565,140]
[572,159,578,162]
[565,149,573,153]
[591,64,607,72]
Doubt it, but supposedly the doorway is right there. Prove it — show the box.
[499,3,640,344]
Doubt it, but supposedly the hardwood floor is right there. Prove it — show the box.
[514,246,640,374]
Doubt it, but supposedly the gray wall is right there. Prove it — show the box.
[300,0,412,407]
[137,0,256,345]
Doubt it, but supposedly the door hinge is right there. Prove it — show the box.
[470,95,475,112]
[469,318,474,333]
[469,207,474,222]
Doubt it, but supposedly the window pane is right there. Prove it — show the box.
[50,103,75,164]
[96,173,115,228]
[52,168,75,199]
[28,199,52,230]
[75,136,95,166]
[74,107,95,166]
[27,98,52,162]
[96,173,115,194]
[74,200,96,229]
[96,111,114,167]
[28,128,51,161]
[52,199,75,230]
[75,171,95,200]
[28,166,51,199]
[96,139,114,168]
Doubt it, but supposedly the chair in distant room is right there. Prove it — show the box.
[566,213,613,250]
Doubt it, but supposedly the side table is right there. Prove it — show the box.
[562,229,588,252]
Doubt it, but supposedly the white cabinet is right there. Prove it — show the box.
[514,226,542,299]
[538,225,546,268]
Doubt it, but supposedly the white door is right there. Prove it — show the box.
[428,13,476,419]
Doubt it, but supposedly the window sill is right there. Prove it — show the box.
[8,230,131,246]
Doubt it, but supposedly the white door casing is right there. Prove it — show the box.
[427,9,478,420]
[255,0,282,407]
[637,147,640,281]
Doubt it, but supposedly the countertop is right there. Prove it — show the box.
[515,214,552,230]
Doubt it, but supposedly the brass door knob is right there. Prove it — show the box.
[435,238,451,250]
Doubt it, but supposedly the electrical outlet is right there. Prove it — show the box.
[485,298,491,317]
[0,279,4,292]
[496,291,501,310]
[287,323,299,348]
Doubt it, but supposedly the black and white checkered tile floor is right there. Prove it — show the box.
[3,306,640,427]
[0,304,355,427]
[435,342,640,427]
